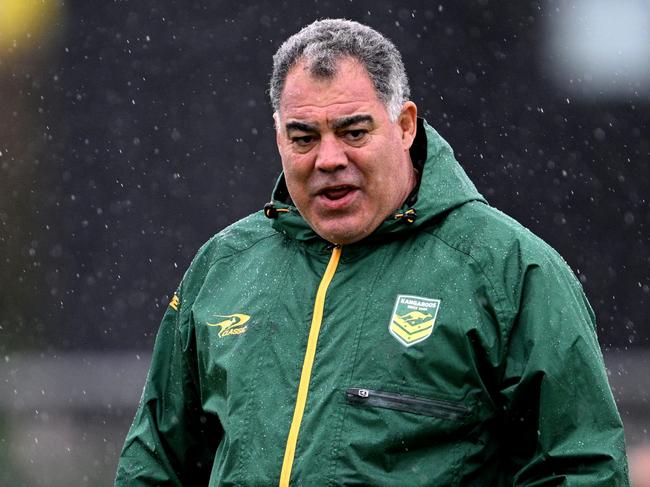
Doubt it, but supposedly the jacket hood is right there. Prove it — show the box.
[265,118,486,248]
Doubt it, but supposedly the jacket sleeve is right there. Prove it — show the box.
[114,289,221,486]
[498,253,630,486]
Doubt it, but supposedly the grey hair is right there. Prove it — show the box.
[269,19,410,121]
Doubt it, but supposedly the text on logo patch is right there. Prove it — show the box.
[389,295,441,347]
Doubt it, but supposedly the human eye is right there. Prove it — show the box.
[343,129,368,143]
[291,135,316,146]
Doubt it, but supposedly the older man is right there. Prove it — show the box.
[115,19,629,486]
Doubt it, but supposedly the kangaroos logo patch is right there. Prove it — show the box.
[207,314,251,338]
[389,295,441,347]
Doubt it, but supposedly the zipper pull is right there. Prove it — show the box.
[347,388,370,398]
[325,243,342,252]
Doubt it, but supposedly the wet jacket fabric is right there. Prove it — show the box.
[115,119,629,486]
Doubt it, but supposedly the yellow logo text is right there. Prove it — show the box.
[169,294,180,311]
[207,314,251,338]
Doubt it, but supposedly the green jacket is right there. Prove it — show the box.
[115,120,629,486]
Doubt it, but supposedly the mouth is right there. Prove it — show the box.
[315,185,359,210]
[318,185,357,200]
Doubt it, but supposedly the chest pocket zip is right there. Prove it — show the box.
[346,387,470,421]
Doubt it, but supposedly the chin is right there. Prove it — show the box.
[310,214,374,245]
[317,226,368,245]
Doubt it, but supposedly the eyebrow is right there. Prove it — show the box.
[331,114,374,130]
[284,114,375,134]
[285,121,318,133]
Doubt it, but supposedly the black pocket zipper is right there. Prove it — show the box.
[346,388,469,420]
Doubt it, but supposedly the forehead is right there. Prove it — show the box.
[278,57,387,122]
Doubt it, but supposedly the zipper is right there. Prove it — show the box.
[346,388,469,421]
[279,245,342,487]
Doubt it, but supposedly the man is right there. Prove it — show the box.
[115,19,630,486]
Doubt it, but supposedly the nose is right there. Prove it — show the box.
[314,134,348,172]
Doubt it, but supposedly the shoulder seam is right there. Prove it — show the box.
[204,231,282,277]
[177,230,282,331]
[421,227,512,324]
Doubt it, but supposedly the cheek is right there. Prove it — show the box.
[282,158,311,203]
[366,159,396,189]
[279,149,297,175]
[367,161,405,207]
[282,156,309,183]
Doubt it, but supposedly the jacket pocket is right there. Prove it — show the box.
[346,387,469,421]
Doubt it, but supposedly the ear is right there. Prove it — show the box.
[273,111,280,131]
[273,111,282,149]
[398,101,417,150]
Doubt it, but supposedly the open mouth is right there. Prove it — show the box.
[315,185,359,210]
[319,185,356,200]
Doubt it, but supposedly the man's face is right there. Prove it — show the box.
[275,57,417,245]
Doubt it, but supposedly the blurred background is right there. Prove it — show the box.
[0,0,648,485]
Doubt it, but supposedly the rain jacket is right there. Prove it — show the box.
[115,119,629,486]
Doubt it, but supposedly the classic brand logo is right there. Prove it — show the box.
[207,314,251,338]
[169,294,180,311]
[389,295,441,347]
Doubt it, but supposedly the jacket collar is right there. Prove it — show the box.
[266,118,486,252]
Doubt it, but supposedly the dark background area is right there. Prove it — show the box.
[1,2,649,485]
[1,0,648,355]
